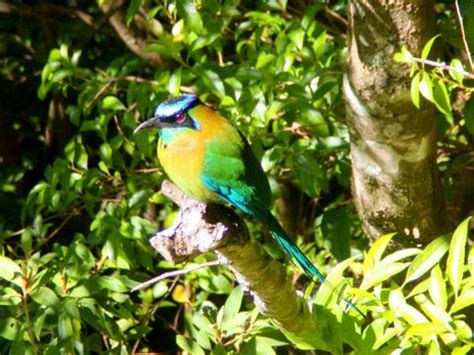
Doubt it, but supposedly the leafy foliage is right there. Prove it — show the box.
[0,0,472,354]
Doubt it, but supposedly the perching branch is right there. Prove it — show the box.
[147,180,336,351]
[100,0,163,65]
[0,2,95,27]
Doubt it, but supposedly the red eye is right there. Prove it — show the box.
[176,113,186,123]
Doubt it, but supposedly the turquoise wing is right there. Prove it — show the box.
[201,128,365,317]
[201,131,271,216]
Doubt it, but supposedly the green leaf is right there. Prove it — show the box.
[176,335,205,355]
[321,208,351,260]
[152,282,169,298]
[145,39,183,59]
[452,345,473,355]
[62,300,80,322]
[98,161,110,175]
[419,72,433,102]
[429,265,447,310]
[453,320,473,341]
[293,153,328,197]
[302,5,322,30]
[407,278,430,298]
[421,35,440,60]
[289,28,305,50]
[381,248,419,265]
[0,317,20,341]
[256,52,276,70]
[241,336,277,355]
[129,190,152,209]
[449,58,465,83]
[168,68,182,96]
[21,228,33,255]
[389,289,428,325]
[97,276,128,293]
[58,311,74,340]
[393,46,412,63]
[201,70,225,98]
[406,322,446,338]
[414,294,452,328]
[65,137,89,170]
[405,235,450,284]
[428,339,441,355]
[469,245,474,277]
[102,96,126,111]
[221,286,244,330]
[410,72,421,108]
[99,142,113,164]
[360,262,409,291]
[432,79,452,118]
[447,218,471,296]
[30,286,60,309]
[372,327,399,350]
[0,256,22,281]
[125,0,145,26]
[363,233,394,274]
[177,0,203,34]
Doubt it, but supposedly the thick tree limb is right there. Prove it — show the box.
[344,0,449,246]
[0,2,95,26]
[100,0,163,65]
[149,180,340,351]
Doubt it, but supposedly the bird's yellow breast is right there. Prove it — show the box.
[157,105,236,202]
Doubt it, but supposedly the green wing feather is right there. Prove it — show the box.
[202,130,271,214]
[201,126,365,317]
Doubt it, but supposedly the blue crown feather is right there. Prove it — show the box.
[154,94,200,119]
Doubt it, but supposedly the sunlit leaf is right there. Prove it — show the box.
[363,233,395,274]
[177,0,203,34]
[449,58,465,83]
[421,35,440,60]
[447,217,471,296]
[360,262,409,291]
[429,265,447,310]
[0,256,22,281]
[102,96,126,111]
[405,235,450,284]
[389,289,428,325]
[419,72,433,102]
[406,322,446,338]
[432,79,452,118]
[172,284,190,303]
[221,286,244,331]
[30,286,60,309]
[176,335,205,355]
[414,294,452,329]
[168,68,182,96]
[410,72,421,108]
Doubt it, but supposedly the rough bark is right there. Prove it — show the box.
[148,181,363,353]
[344,0,449,246]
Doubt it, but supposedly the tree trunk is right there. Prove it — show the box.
[344,0,449,246]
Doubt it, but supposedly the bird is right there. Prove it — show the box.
[134,94,363,316]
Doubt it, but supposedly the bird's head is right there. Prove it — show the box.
[134,94,201,133]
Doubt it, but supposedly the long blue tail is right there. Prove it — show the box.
[262,210,365,318]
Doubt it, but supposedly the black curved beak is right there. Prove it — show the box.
[133,117,162,134]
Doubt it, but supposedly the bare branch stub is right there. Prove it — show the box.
[150,180,248,263]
